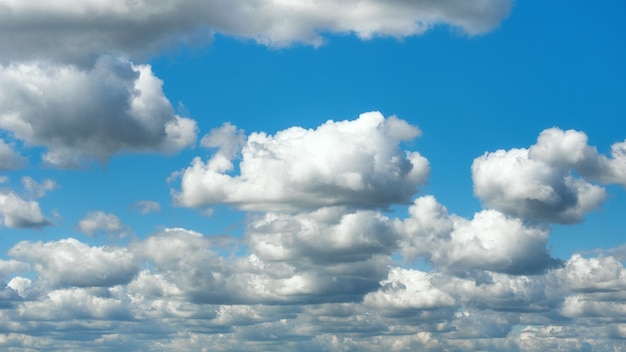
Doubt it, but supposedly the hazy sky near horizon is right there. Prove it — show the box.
[0,0,625,350]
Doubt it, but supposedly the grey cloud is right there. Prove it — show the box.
[0,0,512,65]
[172,112,430,212]
[0,56,197,167]
[0,139,25,170]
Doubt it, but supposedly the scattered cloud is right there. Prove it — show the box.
[76,211,130,238]
[172,112,430,212]
[0,191,51,229]
[129,200,161,215]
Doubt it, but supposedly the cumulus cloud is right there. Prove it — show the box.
[76,211,130,238]
[9,238,138,288]
[129,200,161,215]
[397,196,559,275]
[0,191,51,228]
[0,0,512,65]
[363,268,456,315]
[247,207,398,265]
[0,56,197,167]
[472,128,626,224]
[173,112,430,212]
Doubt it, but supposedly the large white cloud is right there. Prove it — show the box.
[173,112,430,212]
[472,128,626,224]
[0,0,512,65]
[0,56,197,167]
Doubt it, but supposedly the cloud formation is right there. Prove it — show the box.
[173,112,430,211]
[0,57,197,167]
[0,0,512,65]
[471,127,626,223]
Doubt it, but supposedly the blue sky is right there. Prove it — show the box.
[0,0,625,350]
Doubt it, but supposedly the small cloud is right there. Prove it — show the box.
[21,176,57,199]
[76,211,130,238]
[129,200,161,215]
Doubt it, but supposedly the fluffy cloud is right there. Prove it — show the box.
[0,191,50,228]
[363,268,456,315]
[8,238,138,288]
[0,0,512,65]
[529,128,626,186]
[397,196,558,275]
[247,208,398,265]
[472,128,626,224]
[76,211,130,238]
[0,56,197,167]
[173,112,430,211]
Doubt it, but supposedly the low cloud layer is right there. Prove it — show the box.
[1,117,624,350]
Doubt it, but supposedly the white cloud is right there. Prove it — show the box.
[0,0,512,65]
[129,200,161,215]
[472,128,626,224]
[201,122,246,159]
[529,128,626,186]
[248,207,398,265]
[0,191,50,228]
[363,268,456,314]
[0,56,197,167]
[555,254,626,293]
[472,148,606,224]
[397,196,558,275]
[173,112,430,212]
[8,238,138,288]
[16,287,130,321]
[76,211,130,238]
